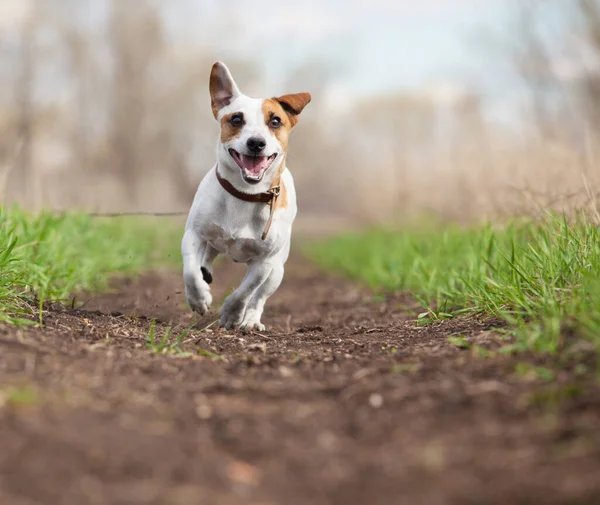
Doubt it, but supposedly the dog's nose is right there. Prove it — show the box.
[246,136,266,153]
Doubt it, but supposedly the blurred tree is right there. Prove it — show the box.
[11,7,35,207]
[108,0,163,203]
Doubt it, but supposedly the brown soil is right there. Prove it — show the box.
[1,254,599,505]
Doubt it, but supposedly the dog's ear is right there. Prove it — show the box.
[275,92,311,127]
[210,62,241,119]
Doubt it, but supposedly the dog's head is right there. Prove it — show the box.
[210,62,311,187]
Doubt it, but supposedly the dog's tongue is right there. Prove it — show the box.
[240,154,270,175]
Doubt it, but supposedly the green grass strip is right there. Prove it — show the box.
[0,205,183,325]
[307,214,600,353]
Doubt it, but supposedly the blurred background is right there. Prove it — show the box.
[1,0,599,232]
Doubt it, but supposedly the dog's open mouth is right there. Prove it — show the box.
[229,149,277,184]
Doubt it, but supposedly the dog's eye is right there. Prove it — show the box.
[230,114,244,127]
[269,116,282,129]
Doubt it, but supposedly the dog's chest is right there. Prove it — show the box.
[199,221,270,263]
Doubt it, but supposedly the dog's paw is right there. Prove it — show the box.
[240,309,265,332]
[240,321,266,332]
[184,275,213,315]
[187,291,213,316]
[219,295,245,329]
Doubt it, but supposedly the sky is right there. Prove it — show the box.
[165,0,514,96]
[0,0,584,124]
[157,0,532,124]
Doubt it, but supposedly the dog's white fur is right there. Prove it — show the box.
[181,62,310,330]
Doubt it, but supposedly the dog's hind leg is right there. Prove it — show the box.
[239,262,284,331]
[219,260,274,329]
[182,229,219,315]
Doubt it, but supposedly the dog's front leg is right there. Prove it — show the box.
[240,262,284,331]
[182,229,219,315]
[219,260,272,329]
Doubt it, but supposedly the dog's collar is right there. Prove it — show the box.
[215,167,279,204]
[215,166,281,240]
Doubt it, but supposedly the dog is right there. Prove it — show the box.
[181,62,311,331]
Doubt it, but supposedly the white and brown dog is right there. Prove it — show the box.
[182,62,311,330]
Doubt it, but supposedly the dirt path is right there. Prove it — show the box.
[1,254,599,505]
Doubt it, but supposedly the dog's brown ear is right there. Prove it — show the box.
[276,92,311,127]
[210,62,241,119]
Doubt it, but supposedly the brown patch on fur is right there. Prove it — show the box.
[220,113,243,143]
[262,99,292,152]
[275,93,311,127]
[262,95,309,212]
[274,177,288,211]
[269,153,289,211]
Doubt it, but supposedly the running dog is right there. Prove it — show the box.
[182,62,311,330]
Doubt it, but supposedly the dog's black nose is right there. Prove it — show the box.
[246,136,266,153]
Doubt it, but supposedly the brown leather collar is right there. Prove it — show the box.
[215,166,281,240]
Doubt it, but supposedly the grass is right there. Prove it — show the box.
[145,319,218,357]
[308,214,600,353]
[0,384,38,407]
[0,205,183,325]
[145,320,192,356]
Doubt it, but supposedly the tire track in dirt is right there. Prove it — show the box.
[0,253,599,505]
